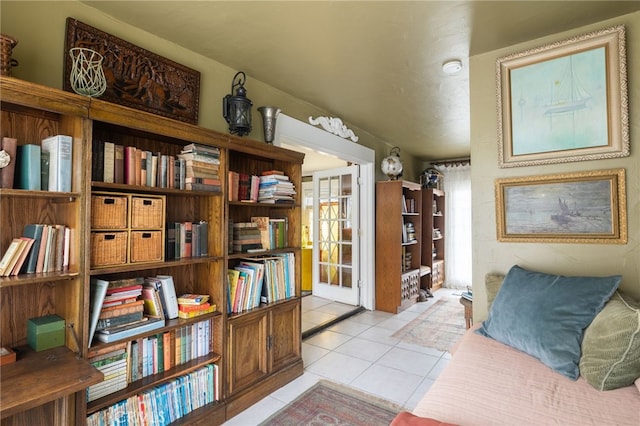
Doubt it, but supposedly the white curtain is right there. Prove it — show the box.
[435,163,471,289]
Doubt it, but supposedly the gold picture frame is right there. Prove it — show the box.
[495,169,626,244]
[497,25,628,168]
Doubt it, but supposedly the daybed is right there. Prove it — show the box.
[394,266,640,426]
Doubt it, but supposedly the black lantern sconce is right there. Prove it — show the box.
[223,71,253,136]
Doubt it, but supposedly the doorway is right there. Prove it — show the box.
[273,114,375,335]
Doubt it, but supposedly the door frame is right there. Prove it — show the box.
[274,114,375,310]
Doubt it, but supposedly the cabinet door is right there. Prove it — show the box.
[227,311,269,395]
[269,300,301,372]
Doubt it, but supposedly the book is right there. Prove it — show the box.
[114,144,125,184]
[141,287,165,319]
[98,300,144,319]
[9,237,34,276]
[251,216,271,250]
[21,224,44,274]
[177,305,215,319]
[35,224,49,273]
[16,144,41,190]
[0,238,27,276]
[178,302,212,313]
[177,294,209,305]
[103,141,115,183]
[95,317,165,343]
[88,279,109,347]
[92,138,104,182]
[95,311,144,331]
[0,137,17,188]
[40,151,49,190]
[154,275,179,320]
[41,134,73,192]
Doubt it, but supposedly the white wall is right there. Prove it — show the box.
[470,11,640,321]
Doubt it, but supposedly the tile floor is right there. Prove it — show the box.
[301,294,362,335]
[223,288,462,425]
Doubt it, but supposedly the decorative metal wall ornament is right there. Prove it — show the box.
[223,71,253,136]
[308,116,359,142]
[64,18,200,124]
[258,106,281,144]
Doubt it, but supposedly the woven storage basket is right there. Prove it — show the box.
[130,230,163,263]
[0,34,18,77]
[91,231,127,267]
[130,196,164,229]
[91,194,128,229]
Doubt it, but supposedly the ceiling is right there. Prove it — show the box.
[81,1,639,163]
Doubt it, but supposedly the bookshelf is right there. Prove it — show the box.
[375,180,423,313]
[224,137,304,418]
[0,76,304,424]
[421,188,445,291]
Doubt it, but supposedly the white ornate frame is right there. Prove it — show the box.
[497,25,628,168]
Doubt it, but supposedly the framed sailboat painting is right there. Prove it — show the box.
[497,25,628,168]
[495,169,627,244]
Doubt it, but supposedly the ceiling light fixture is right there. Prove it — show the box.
[442,59,463,74]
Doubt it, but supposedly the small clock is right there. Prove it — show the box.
[381,146,403,180]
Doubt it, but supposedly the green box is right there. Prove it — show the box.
[27,314,65,352]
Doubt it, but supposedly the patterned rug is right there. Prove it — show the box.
[260,380,401,425]
[392,295,466,352]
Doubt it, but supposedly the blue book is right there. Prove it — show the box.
[21,224,44,274]
[17,144,41,190]
[41,135,72,192]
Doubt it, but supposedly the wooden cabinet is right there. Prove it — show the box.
[421,188,445,291]
[224,139,304,419]
[375,180,422,313]
[0,76,303,425]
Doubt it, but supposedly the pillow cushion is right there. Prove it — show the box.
[580,291,640,390]
[477,265,620,380]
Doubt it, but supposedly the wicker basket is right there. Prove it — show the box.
[91,231,127,267]
[130,196,164,229]
[130,230,163,263]
[91,194,128,229]
[0,34,18,77]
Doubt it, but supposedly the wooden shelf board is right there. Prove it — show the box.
[89,256,223,275]
[91,182,223,197]
[0,188,80,200]
[0,271,79,288]
[0,346,103,419]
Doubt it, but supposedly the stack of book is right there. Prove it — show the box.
[86,343,129,402]
[177,143,221,192]
[0,223,71,276]
[174,319,213,362]
[260,253,296,303]
[250,216,288,250]
[129,332,172,381]
[231,222,263,253]
[177,294,215,319]
[9,135,73,191]
[89,277,165,345]
[258,170,296,204]
[227,171,260,202]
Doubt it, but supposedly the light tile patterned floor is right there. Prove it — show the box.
[223,288,461,425]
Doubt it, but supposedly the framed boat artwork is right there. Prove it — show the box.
[496,25,628,167]
[495,169,626,244]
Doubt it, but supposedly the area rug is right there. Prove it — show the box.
[260,380,401,425]
[392,295,466,352]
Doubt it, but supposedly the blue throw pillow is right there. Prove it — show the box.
[477,265,621,380]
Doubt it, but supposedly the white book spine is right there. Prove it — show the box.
[41,135,73,192]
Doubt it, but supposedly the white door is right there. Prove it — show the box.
[312,165,360,305]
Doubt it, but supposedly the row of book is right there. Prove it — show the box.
[227,253,296,314]
[86,363,219,425]
[227,169,296,204]
[0,135,72,192]
[91,141,221,192]
[0,223,70,277]
[165,220,209,260]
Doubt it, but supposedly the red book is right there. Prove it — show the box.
[106,284,143,295]
[124,146,136,185]
[178,302,211,312]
